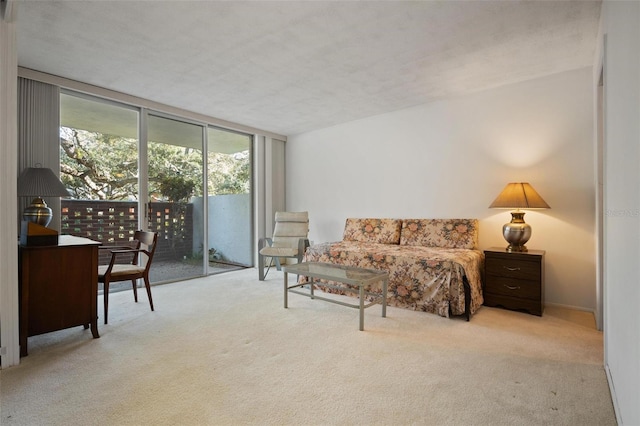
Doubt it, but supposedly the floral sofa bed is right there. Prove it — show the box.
[302,218,484,320]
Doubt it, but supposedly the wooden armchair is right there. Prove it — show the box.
[98,231,157,324]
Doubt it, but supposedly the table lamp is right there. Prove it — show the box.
[489,182,550,252]
[17,165,70,227]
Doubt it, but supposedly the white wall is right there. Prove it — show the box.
[287,68,596,312]
[601,1,640,424]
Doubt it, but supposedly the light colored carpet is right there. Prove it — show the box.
[0,269,615,425]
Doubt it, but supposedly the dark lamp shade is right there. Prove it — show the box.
[488,182,550,210]
[18,167,69,227]
[17,167,70,197]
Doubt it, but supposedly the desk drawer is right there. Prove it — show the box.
[485,257,540,280]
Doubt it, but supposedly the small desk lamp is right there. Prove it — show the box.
[17,165,70,227]
[489,182,550,252]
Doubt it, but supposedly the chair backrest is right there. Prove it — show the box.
[134,230,158,270]
[272,211,309,249]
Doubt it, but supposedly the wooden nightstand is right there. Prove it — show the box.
[483,247,545,316]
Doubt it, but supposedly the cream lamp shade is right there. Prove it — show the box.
[489,182,550,252]
[17,166,70,227]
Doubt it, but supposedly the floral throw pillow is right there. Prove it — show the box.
[342,218,402,245]
[400,219,478,249]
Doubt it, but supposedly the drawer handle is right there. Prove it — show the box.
[503,266,521,272]
[503,284,521,290]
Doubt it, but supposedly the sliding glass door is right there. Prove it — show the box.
[60,91,253,284]
[147,114,205,282]
[60,93,145,290]
[206,128,253,273]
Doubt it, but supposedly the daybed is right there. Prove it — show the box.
[301,218,484,319]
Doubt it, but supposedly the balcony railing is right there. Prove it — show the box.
[62,199,194,265]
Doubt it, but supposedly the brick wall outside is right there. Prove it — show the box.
[61,199,194,264]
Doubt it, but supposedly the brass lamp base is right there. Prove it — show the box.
[22,197,53,227]
[502,211,531,252]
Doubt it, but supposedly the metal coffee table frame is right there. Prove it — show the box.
[282,262,388,331]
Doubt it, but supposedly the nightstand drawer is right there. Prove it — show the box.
[484,275,540,300]
[485,257,540,280]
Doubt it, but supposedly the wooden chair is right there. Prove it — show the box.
[98,231,157,324]
[258,211,309,280]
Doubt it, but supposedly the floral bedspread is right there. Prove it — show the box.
[302,241,484,318]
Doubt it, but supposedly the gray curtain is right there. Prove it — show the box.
[18,78,61,231]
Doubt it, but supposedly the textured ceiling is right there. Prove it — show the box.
[16,1,601,136]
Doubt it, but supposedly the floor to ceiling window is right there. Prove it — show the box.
[206,127,253,273]
[60,91,253,286]
[59,92,149,289]
[146,114,205,282]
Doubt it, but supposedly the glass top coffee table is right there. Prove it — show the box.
[282,262,389,331]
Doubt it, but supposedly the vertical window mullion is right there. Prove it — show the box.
[139,109,149,231]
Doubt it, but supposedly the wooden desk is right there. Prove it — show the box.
[19,235,101,356]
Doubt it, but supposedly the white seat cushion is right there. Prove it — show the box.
[259,247,299,257]
[98,264,145,278]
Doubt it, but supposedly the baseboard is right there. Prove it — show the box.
[544,301,596,315]
[605,363,623,425]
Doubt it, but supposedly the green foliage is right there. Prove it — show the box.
[208,151,250,195]
[157,174,196,202]
[148,141,203,200]
[60,127,250,201]
[60,128,139,200]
